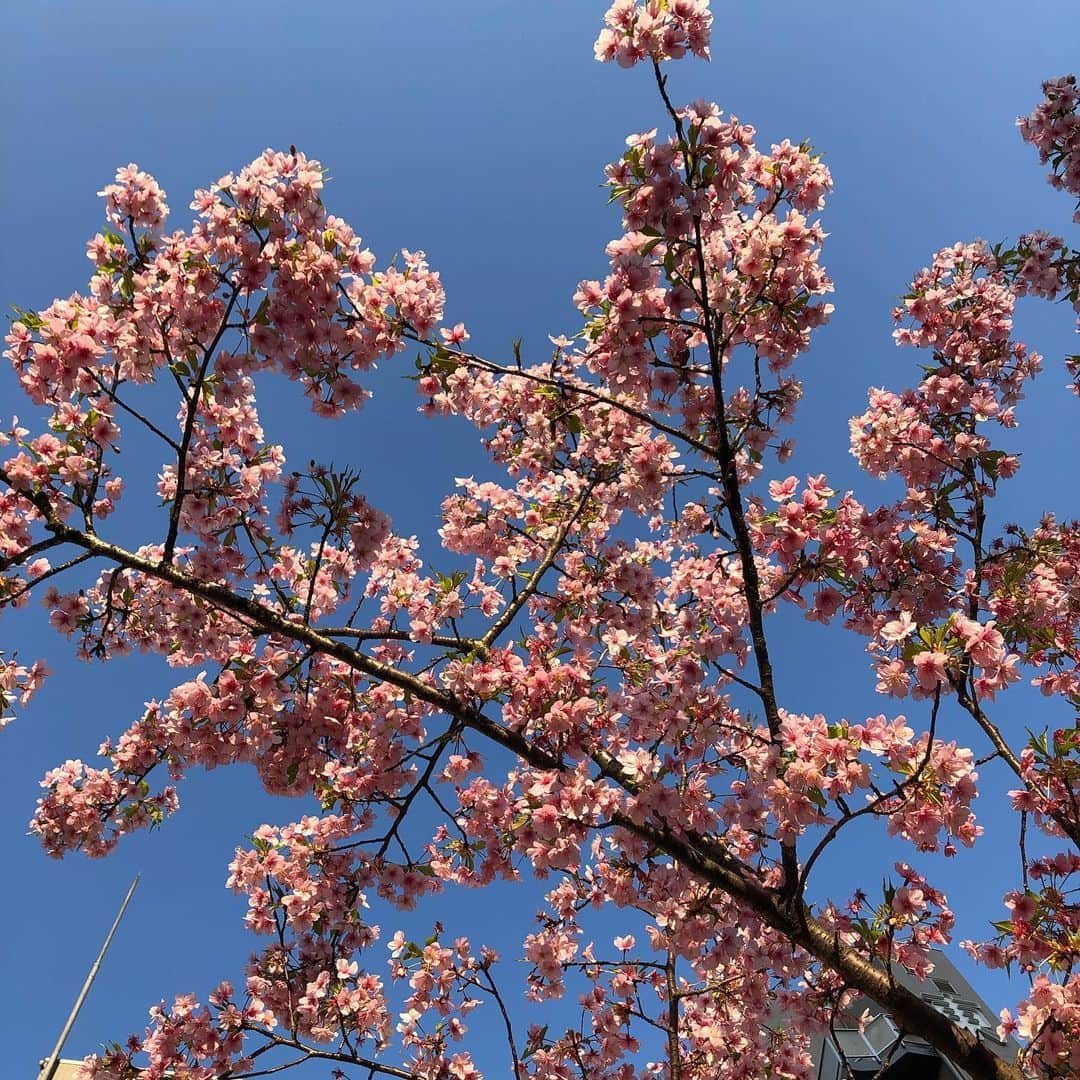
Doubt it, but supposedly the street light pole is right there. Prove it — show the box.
[39,875,140,1080]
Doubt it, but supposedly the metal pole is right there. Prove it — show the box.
[39,875,140,1080]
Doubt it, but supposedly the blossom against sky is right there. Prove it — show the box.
[2,2,1079,1077]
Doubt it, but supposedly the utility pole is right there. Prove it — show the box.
[39,875,140,1080]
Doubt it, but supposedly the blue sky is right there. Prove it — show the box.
[2,2,1079,1076]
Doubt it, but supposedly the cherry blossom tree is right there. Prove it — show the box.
[3,4,1078,1079]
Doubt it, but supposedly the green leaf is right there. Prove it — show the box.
[823,564,849,587]
[9,305,44,331]
[522,1024,548,1060]
[1027,728,1050,757]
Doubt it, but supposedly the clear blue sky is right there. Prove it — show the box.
[2,2,1078,1076]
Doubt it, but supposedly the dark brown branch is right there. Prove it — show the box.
[951,676,1080,849]
[163,283,242,562]
[83,368,182,452]
[480,484,596,650]
[320,625,482,651]
[651,55,800,901]
[420,343,720,463]
[231,1031,419,1080]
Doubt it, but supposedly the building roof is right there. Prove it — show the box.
[810,950,1021,1080]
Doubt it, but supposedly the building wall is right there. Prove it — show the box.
[39,1059,85,1080]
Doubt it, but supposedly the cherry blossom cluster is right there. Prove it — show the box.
[4,146,446,525]
[819,863,958,982]
[1018,75,1080,216]
[31,756,179,859]
[192,151,445,412]
[517,860,820,1079]
[0,394,126,535]
[746,478,981,701]
[388,929,494,1078]
[1014,75,1080,390]
[852,242,1034,503]
[225,816,394,1042]
[963,849,1080,1078]
[574,102,832,448]
[76,985,248,1079]
[735,710,981,853]
[1001,974,1080,1080]
[80,818,502,1078]
[31,636,441,856]
[594,0,712,68]
[98,163,170,232]
[0,650,47,727]
[995,230,1080,389]
[1013,726,1080,845]
[1009,231,1070,300]
[982,515,1080,712]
